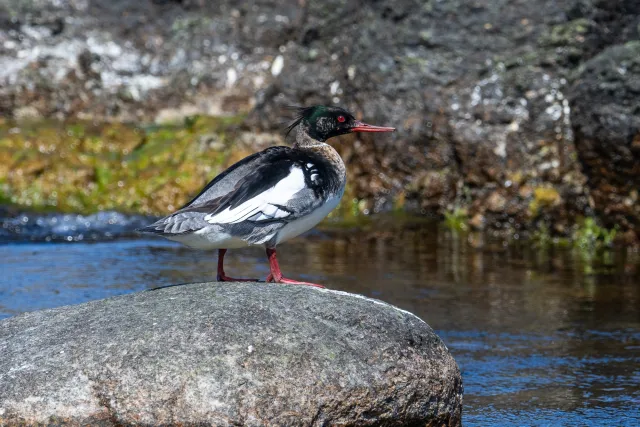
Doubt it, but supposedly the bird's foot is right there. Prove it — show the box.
[265,274,325,288]
[217,274,258,282]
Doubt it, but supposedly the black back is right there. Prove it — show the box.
[181,146,342,215]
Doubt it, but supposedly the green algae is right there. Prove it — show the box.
[528,186,561,217]
[531,216,618,268]
[0,116,246,215]
[444,207,468,232]
[573,217,618,249]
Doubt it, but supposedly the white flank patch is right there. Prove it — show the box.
[205,167,306,225]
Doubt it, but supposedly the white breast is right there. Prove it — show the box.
[275,190,344,245]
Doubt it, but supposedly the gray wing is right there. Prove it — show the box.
[137,210,213,235]
[219,186,324,245]
[137,146,292,236]
[138,162,326,241]
[139,186,323,245]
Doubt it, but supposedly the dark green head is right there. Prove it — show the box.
[287,105,395,142]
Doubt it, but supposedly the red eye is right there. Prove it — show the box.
[337,115,346,123]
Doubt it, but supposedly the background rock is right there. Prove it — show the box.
[0,282,463,426]
[568,41,640,243]
[1,0,639,242]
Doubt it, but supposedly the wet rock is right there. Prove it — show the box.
[0,282,463,426]
[407,170,458,213]
[13,106,42,121]
[469,213,486,230]
[568,41,640,244]
[486,191,507,213]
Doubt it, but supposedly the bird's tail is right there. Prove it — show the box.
[135,222,165,235]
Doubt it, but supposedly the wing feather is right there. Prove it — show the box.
[204,166,307,225]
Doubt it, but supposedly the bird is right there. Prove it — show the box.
[138,105,395,287]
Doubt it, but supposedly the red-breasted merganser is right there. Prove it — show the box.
[139,106,395,287]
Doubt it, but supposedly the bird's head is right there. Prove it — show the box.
[287,105,395,143]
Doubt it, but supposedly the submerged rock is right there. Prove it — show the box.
[0,282,462,426]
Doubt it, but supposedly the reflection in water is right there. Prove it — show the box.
[2,221,639,425]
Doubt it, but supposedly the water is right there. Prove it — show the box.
[1,215,639,426]
[0,209,152,242]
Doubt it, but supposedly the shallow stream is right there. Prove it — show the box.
[1,212,639,426]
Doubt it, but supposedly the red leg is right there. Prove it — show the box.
[217,249,258,282]
[265,248,325,288]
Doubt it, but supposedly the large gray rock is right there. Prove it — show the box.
[0,282,462,426]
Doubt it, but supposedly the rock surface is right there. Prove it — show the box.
[0,282,462,426]
[2,0,639,241]
[568,41,640,242]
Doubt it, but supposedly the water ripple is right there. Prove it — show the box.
[0,210,155,242]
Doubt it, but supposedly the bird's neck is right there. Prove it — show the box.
[294,128,346,182]
[294,124,325,148]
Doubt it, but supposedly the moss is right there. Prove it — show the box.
[393,191,406,212]
[444,207,468,232]
[569,218,619,274]
[531,217,618,273]
[531,222,552,246]
[0,115,246,215]
[507,171,524,186]
[573,217,618,249]
[538,19,593,47]
[530,221,571,248]
[529,186,561,217]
